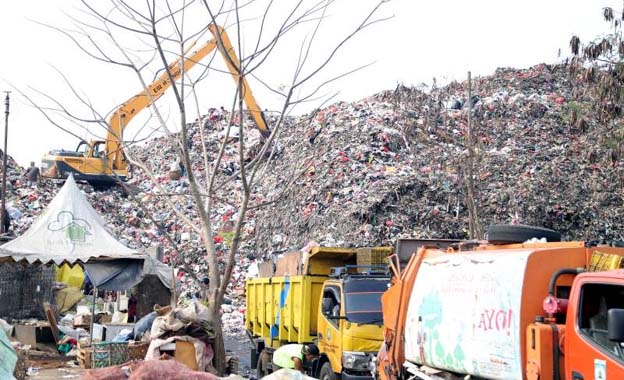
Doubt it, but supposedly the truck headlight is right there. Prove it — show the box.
[342,351,370,371]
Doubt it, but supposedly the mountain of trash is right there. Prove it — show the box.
[4,63,624,304]
[253,63,624,251]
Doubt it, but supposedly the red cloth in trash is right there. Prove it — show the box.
[129,360,219,380]
[82,360,219,380]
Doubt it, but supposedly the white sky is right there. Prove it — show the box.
[0,0,619,166]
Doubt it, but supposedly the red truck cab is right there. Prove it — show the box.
[563,271,624,380]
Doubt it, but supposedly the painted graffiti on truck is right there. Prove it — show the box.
[404,253,530,380]
[477,308,514,336]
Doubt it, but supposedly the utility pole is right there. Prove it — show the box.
[1,92,10,234]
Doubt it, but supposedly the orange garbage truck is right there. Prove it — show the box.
[377,225,624,380]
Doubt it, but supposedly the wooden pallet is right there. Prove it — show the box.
[77,345,93,369]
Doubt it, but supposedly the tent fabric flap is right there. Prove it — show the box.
[84,259,145,291]
[143,256,173,290]
[0,174,142,264]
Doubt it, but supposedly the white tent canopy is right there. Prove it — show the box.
[0,175,142,265]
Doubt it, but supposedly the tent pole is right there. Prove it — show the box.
[170,267,177,306]
[90,286,96,344]
[1,92,10,235]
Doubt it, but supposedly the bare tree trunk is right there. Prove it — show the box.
[465,71,483,239]
[209,299,226,375]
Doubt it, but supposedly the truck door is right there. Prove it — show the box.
[318,283,343,375]
[566,279,624,380]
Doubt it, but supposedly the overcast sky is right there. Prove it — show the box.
[0,0,619,167]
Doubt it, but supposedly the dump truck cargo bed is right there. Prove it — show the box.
[246,275,325,348]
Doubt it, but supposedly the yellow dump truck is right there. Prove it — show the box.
[246,247,392,380]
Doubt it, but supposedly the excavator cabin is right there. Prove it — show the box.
[41,140,127,188]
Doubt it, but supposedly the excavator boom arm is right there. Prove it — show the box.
[208,24,270,138]
[106,24,270,170]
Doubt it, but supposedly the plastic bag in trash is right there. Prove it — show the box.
[133,312,157,340]
[261,369,316,380]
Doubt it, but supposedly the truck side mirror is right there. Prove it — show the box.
[608,308,624,342]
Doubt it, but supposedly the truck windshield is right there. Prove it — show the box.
[344,277,389,325]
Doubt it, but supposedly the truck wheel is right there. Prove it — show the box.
[487,224,561,244]
[320,362,336,380]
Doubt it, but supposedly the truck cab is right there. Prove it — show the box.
[561,271,624,380]
[317,271,388,380]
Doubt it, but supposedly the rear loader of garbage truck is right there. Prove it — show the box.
[377,225,624,380]
[246,246,392,380]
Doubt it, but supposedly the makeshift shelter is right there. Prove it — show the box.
[135,256,174,319]
[0,175,148,320]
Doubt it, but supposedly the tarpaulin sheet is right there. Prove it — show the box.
[84,259,144,291]
[56,263,85,288]
[142,255,173,289]
[0,325,16,379]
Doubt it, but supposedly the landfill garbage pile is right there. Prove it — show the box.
[253,63,624,250]
[3,63,624,334]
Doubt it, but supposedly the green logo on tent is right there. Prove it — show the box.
[47,211,92,244]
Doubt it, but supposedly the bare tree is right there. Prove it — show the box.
[569,5,624,159]
[24,0,390,373]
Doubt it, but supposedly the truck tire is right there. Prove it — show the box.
[320,362,336,380]
[487,224,561,244]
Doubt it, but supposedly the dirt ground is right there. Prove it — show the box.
[225,332,254,377]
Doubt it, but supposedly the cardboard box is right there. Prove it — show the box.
[73,314,91,327]
[92,324,104,342]
[13,324,55,348]
[174,341,198,370]
[257,261,275,277]
[274,252,302,276]
[157,341,198,370]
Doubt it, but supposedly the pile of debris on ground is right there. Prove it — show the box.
[1,63,623,340]
[2,295,222,378]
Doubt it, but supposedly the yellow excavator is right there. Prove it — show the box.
[41,24,270,187]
